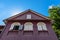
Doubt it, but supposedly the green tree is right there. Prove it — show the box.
[48,6,60,40]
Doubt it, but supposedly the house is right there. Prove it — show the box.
[0,9,58,40]
[0,25,4,33]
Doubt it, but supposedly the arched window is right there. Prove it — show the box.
[9,22,22,31]
[24,22,33,31]
[37,22,47,31]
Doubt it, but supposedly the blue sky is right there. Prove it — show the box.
[0,0,60,25]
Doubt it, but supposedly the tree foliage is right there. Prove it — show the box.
[48,6,60,40]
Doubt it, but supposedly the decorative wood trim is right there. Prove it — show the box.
[3,9,51,23]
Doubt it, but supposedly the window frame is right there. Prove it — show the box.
[24,22,33,31]
[37,22,47,31]
[9,22,21,31]
[26,14,31,19]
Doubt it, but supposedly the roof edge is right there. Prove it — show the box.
[3,9,52,23]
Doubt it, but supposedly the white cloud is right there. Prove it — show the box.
[10,8,23,16]
[49,6,53,9]
[11,11,20,16]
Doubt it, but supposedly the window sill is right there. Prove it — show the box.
[7,30,19,35]
[23,30,33,35]
[24,30,33,32]
[9,30,19,32]
[38,30,48,32]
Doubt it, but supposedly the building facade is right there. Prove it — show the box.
[0,9,58,40]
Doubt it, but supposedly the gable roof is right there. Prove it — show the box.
[3,9,51,23]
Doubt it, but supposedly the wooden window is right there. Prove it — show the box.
[13,25,19,30]
[9,22,22,31]
[24,22,33,31]
[37,22,47,31]
[27,15,31,19]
